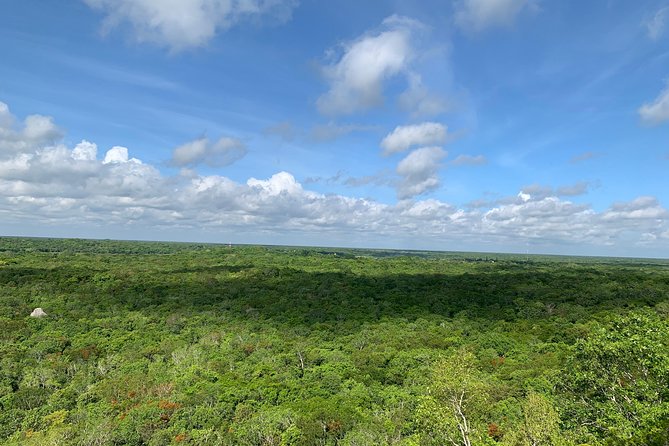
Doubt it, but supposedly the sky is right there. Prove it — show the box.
[1,0,668,257]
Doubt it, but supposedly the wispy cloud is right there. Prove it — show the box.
[169,136,247,168]
[380,122,447,155]
[308,122,379,143]
[639,83,669,124]
[83,0,297,51]
[263,121,295,142]
[451,154,487,166]
[569,151,600,164]
[455,0,536,33]
[58,54,180,90]
[646,6,669,40]
[398,72,448,117]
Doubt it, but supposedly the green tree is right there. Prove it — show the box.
[416,349,491,446]
[559,310,669,445]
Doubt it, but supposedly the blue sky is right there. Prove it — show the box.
[1,0,668,257]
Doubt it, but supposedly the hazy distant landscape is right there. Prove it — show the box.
[1,237,667,445]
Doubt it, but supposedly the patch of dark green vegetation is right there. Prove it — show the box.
[0,237,667,445]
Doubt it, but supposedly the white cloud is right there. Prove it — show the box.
[84,0,297,51]
[103,146,131,164]
[71,140,98,161]
[1,101,668,255]
[396,146,447,199]
[22,115,62,142]
[0,102,62,153]
[602,196,669,221]
[451,154,487,166]
[639,84,669,124]
[646,6,668,40]
[455,0,534,33]
[381,122,447,155]
[170,136,247,168]
[0,102,14,129]
[247,171,304,196]
[482,196,599,242]
[317,15,422,116]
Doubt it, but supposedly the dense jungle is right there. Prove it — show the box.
[0,237,668,445]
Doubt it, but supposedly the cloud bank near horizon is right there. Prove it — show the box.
[1,101,667,256]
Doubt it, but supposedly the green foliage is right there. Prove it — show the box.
[559,310,669,445]
[0,237,668,445]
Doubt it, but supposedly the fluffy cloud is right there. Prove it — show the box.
[381,122,447,155]
[317,15,422,116]
[483,196,598,241]
[639,84,669,125]
[84,0,297,51]
[170,137,247,168]
[396,146,447,199]
[0,102,62,153]
[71,140,98,161]
[104,146,131,164]
[247,171,303,196]
[455,0,534,33]
[1,102,668,255]
[602,196,669,222]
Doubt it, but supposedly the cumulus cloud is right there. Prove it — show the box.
[22,115,62,142]
[84,0,297,51]
[0,102,62,153]
[317,15,423,116]
[455,0,534,33]
[483,196,597,241]
[646,6,668,40]
[1,101,668,254]
[396,146,447,199]
[602,196,669,222]
[380,122,447,155]
[104,146,131,164]
[170,136,247,168]
[451,154,487,166]
[247,171,303,196]
[71,140,98,161]
[639,84,669,124]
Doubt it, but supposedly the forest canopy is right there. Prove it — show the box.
[0,237,667,445]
